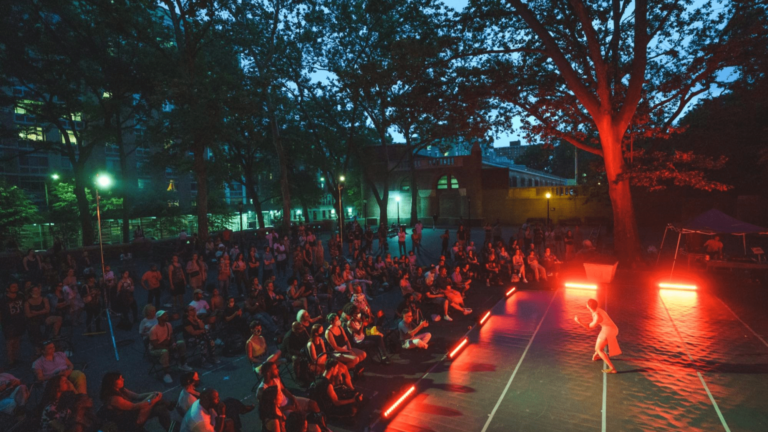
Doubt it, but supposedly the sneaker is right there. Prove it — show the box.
[431,314,441,322]
[179,363,193,372]
[523,278,528,283]
[443,315,453,322]
[463,308,472,315]
[163,374,173,384]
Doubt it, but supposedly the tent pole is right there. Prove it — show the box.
[656,226,669,266]
[669,231,683,279]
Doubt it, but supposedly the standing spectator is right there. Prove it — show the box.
[248,246,261,284]
[232,253,248,296]
[22,249,42,283]
[217,254,232,295]
[398,309,431,349]
[457,225,467,248]
[1,283,26,367]
[141,264,163,310]
[275,238,288,278]
[82,275,102,333]
[263,247,276,283]
[187,254,204,292]
[100,372,172,431]
[33,340,87,394]
[440,230,450,257]
[554,224,565,259]
[533,224,544,257]
[492,219,502,244]
[377,223,388,254]
[397,227,407,256]
[25,285,62,346]
[313,240,325,272]
[169,255,188,310]
[117,270,138,327]
[150,310,192,383]
[703,236,724,259]
[564,230,575,261]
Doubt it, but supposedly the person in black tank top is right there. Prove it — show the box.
[309,358,360,419]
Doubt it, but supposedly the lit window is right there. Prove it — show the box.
[18,126,44,141]
[437,175,459,190]
[400,178,410,192]
[61,130,77,144]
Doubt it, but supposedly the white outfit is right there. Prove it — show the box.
[593,308,621,356]
[180,399,218,432]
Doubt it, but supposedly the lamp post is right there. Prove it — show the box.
[338,175,345,240]
[545,192,552,228]
[95,173,120,361]
[395,195,400,227]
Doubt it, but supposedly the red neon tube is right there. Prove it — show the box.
[565,282,597,290]
[449,338,469,359]
[506,287,517,296]
[383,385,416,418]
[658,282,697,290]
[479,311,491,325]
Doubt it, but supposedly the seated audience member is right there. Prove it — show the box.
[307,324,328,376]
[63,393,99,432]
[25,285,62,346]
[33,340,87,394]
[399,273,422,301]
[210,288,226,323]
[450,266,471,294]
[308,359,362,419]
[100,371,173,431]
[190,290,214,323]
[512,249,528,283]
[183,306,219,366]
[424,279,452,322]
[180,389,231,432]
[223,297,250,338]
[540,247,561,277]
[281,322,310,363]
[257,361,310,417]
[264,281,290,327]
[247,321,282,374]
[150,310,193,384]
[297,309,322,334]
[345,305,390,364]
[177,371,253,432]
[483,253,501,286]
[259,385,286,432]
[527,250,547,282]
[325,313,366,370]
[244,288,280,338]
[398,309,431,350]
[286,411,308,432]
[0,372,28,415]
[139,304,158,340]
[39,375,75,432]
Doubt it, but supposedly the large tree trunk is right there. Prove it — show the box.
[600,129,641,264]
[192,142,209,240]
[244,176,265,229]
[409,152,418,227]
[73,167,94,246]
[268,109,291,233]
[115,111,131,244]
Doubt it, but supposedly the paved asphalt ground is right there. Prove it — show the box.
[3,225,768,432]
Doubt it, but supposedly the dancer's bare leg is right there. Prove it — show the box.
[596,339,616,372]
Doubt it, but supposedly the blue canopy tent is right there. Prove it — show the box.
[658,209,768,275]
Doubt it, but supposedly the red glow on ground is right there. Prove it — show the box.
[479,311,491,325]
[565,282,598,290]
[449,337,469,359]
[658,282,697,290]
[660,289,698,301]
[506,287,517,296]
[383,385,416,418]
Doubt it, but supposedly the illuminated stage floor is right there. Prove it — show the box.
[381,286,768,432]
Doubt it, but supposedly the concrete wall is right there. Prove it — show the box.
[481,186,613,226]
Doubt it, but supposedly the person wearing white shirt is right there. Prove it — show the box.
[180,389,227,432]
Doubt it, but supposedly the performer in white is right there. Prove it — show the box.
[575,298,621,374]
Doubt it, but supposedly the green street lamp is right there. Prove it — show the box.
[94,173,119,361]
[338,175,345,242]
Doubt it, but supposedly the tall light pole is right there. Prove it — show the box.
[396,195,400,227]
[545,192,552,227]
[95,173,120,361]
[338,175,345,240]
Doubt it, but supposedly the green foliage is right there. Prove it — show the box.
[0,180,40,246]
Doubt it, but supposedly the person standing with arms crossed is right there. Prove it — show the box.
[574,298,621,373]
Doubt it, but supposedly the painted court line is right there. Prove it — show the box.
[481,289,560,432]
[659,294,731,432]
[716,297,768,350]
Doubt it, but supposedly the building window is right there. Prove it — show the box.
[510,176,518,187]
[105,144,120,155]
[18,126,44,141]
[527,178,533,187]
[106,158,120,172]
[14,100,39,123]
[437,175,459,190]
[61,130,77,144]
[400,178,410,192]
[18,154,49,174]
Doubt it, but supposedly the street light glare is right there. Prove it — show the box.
[51,173,60,180]
[339,175,345,182]
[96,174,113,189]
[545,192,551,199]
[396,196,400,202]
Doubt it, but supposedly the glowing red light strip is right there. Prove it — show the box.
[383,385,416,418]
[506,287,517,296]
[565,282,598,290]
[659,282,697,290]
[449,338,469,359]
[479,311,491,325]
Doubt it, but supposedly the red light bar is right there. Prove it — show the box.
[449,337,469,359]
[479,311,491,325]
[565,282,598,290]
[658,282,697,291]
[506,287,517,297]
[383,385,416,418]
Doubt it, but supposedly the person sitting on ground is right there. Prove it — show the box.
[450,265,471,294]
[223,296,249,338]
[176,371,254,432]
[325,313,365,370]
[0,372,28,416]
[100,371,173,431]
[39,375,76,432]
[287,277,312,314]
[257,361,310,418]
[399,273,422,302]
[150,310,193,384]
[526,250,547,282]
[308,358,362,419]
[247,321,282,374]
[345,304,390,365]
[281,322,310,367]
[139,304,158,341]
[180,389,231,432]
[484,253,501,287]
[33,340,87,394]
[398,309,431,350]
